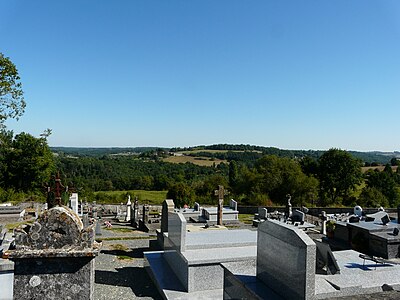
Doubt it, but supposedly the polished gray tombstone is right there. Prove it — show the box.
[145,212,257,298]
[259,207,267,219]
[257,219,316,300]
[229,199,238,211]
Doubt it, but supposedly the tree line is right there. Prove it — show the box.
[1,52,400,208]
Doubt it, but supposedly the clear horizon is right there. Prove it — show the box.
[2,1,400,152]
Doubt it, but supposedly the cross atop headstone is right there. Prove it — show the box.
[215,185,229,225]
[45,172,68,209]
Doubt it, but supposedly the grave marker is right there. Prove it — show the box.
[214,185,228,225]
[5,206,100,299]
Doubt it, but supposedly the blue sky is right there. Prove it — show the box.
[1,1,400,151]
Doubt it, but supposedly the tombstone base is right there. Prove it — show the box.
[14,257,95,299]
[8,253,98,300]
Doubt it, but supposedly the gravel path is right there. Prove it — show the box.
[94,223,162,300]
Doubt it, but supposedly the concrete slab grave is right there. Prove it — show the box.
[222,218,400,300]
[144,211,257,299]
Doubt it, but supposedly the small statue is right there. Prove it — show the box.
[285,194,292,220]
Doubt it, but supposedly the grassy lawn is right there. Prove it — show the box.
[93,190,167,205]
[104,227,133,233]
[163,155,226,166]
[4,219,34,230]
[238,213,254,224]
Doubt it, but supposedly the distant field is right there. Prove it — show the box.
[93,190,167,205]
[361,166,398,173]
[163,155,227,166]
[180,149,261,154]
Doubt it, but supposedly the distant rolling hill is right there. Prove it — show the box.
[51,144,399,165]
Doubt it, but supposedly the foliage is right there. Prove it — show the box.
[326,220,336,231]
[391,157,399,166]
[253,155,318,206]
[52,145,400,208]
[166,182,194,208]
[364,168,400,207]
[0,131,55,193]
[0,53,26,126]
[170,144,394,165]
[358,187,389,208]
[318,149,362,205]
[93,190,167,205]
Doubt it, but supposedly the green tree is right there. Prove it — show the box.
[391,157,399,166]
[254,155,318,206]
[166,182,194,208]
[359,187,389,208]
[317,148,362,205]
[365,169,399,207]
[1,132,55,192]
[229,161,239,194]
[0,53,26,127]
[193,174,228,204]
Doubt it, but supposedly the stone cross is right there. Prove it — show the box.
[215,185,228,225]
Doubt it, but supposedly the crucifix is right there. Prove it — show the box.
[45,172,67,209]
[215,185,228,225]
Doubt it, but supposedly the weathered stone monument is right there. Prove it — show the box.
[130,197,139,227]
[0,226,14,300]
[285,194,292,220]
[4,206,101,300]
[161,199,175,233]
[214,185,228,225]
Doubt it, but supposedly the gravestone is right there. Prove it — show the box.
[131,197,139,227]
[69,193,79,215]
[4,206,100,300]
[82,214,89,228]
[285,194,292,219]
[229,199,237,211]
[354,205,362,217]
[161,199,175,233]
[125,195,131,222]
[214,185,228,225]
[35,204,40,219]
[95,219,102,236]
[92,202,97,218]
[292,209,305,223]
[258,207,268,219]
[143,204,149,224]
[257,219,316,300]
[315,240,340,275]
[79,200,83,216]
[321,211,327,235]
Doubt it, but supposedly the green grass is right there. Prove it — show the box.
[238,214,254,224]
[104,227,133,233]
[93,189,167,205]
[5,220,34,230]
[117,255,133,260]
[163,155,226,166]
[96,236,156,242]
[110,243,129,251]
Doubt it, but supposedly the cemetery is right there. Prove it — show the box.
[2,184,400,299]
